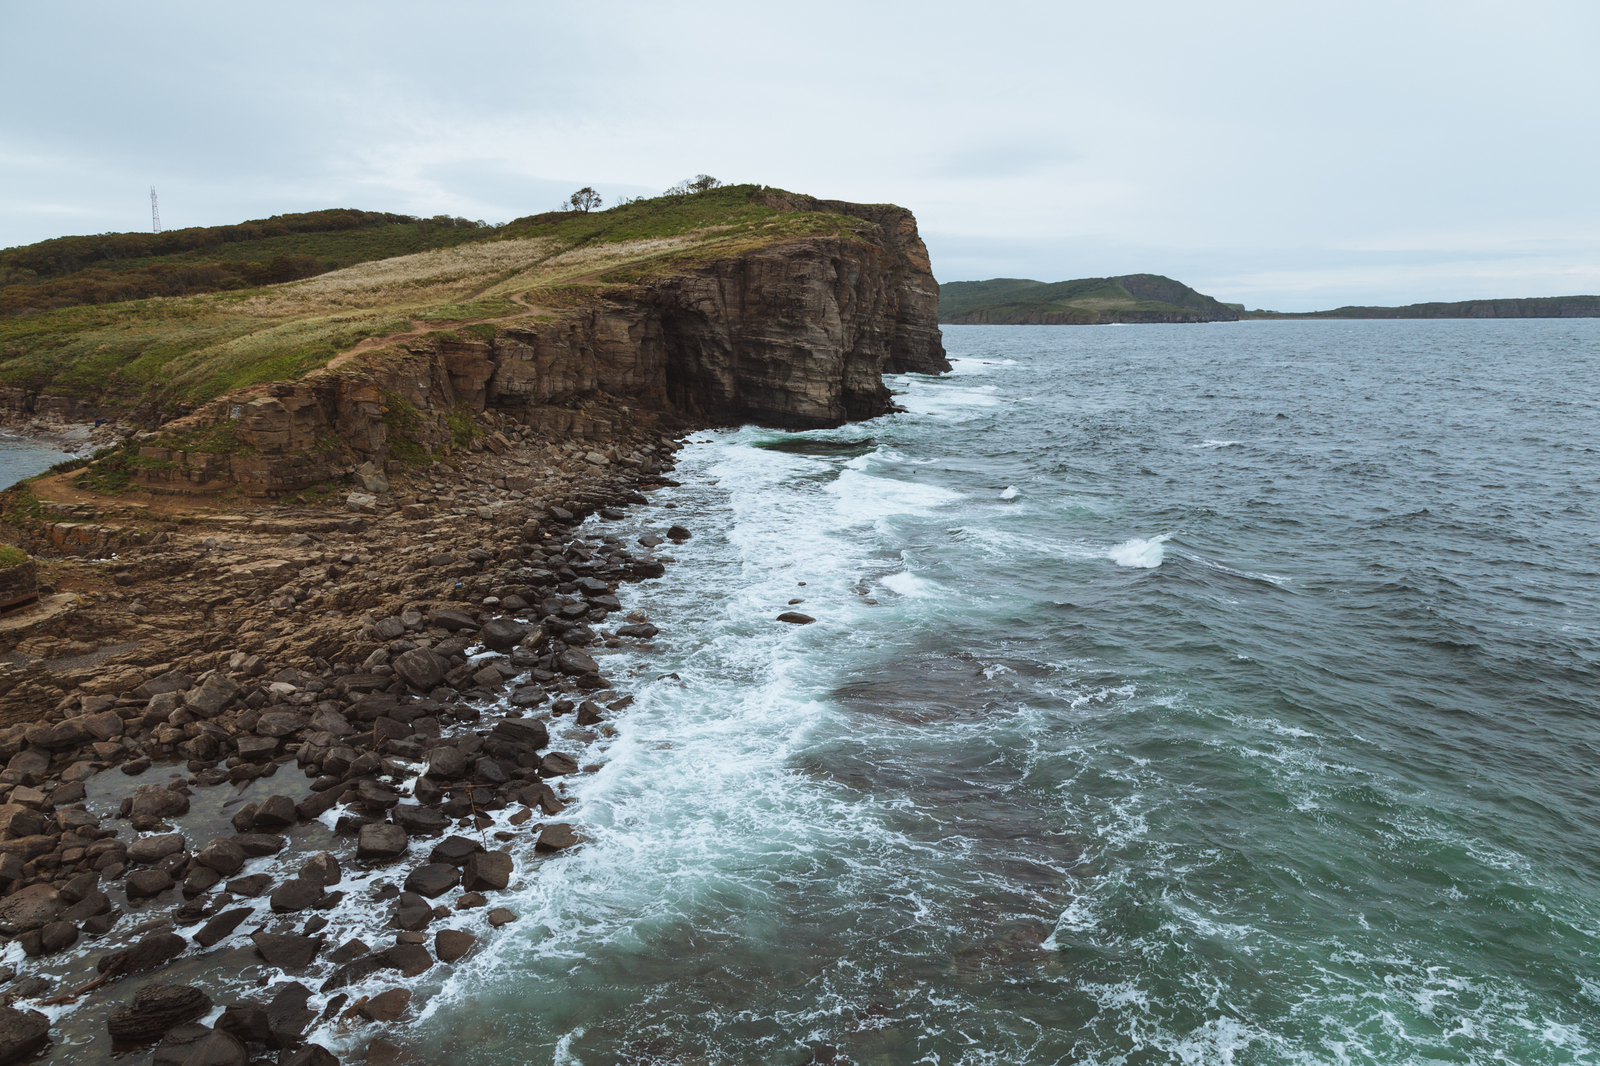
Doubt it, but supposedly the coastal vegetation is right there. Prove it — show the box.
[1241,295,1600,319]
[939,275,1240,324]
[0,185,876,411]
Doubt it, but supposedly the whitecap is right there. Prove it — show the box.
[1108,534,1171,568]
[998,486,1018,500]
[881,572,936,598]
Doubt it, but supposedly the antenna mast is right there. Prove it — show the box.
[150,187,161,234]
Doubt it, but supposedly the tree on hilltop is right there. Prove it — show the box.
[664,175,723,199]
[568,187,602,214]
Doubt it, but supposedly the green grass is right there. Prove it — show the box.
[938,275,1240,323]
[0,545,28,567]
[0,184,895,413]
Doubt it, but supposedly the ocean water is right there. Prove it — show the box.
[0,432,74,489]
[406,320,1597,1064]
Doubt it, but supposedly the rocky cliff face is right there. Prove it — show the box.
[113,197,949,498]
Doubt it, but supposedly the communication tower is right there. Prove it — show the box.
[150,187,161,234]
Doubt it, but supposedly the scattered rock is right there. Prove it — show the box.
[251,931,323,972]
[106,983,212,1042]
[434,928,476,964]
[0,1005,50,1062]
[402,864,459,899]
[462,851,513,892]
[357,988,411,1023]
[777,612,816,625]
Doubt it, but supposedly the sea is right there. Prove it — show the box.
[384,319,1600,1065]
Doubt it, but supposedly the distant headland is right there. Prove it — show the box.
[940,275,1600,323]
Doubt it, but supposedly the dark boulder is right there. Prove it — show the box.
[269,879,324,913]
[434,929,476,964]
[250,932,322,971]
[356,823,407,861]
[0,1005,49,1063]
[106,983,212,1042]
[462,851,513,892]
[479,618,529,652]
[392,649,449,691]
[403,864,459,899]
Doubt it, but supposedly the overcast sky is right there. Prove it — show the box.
[4,0,1596,310]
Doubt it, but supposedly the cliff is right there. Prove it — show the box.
[0,186,948,501]
[939,274,1240,324]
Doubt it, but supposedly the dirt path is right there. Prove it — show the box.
[325,290,554,371]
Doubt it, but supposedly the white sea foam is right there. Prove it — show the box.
[999,486,1018,500]
[1108,534,1171,568]
[881,571,936,598]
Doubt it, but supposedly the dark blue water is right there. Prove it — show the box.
[388,319,1600,1065]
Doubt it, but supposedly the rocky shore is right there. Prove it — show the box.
[0,415,698,1065]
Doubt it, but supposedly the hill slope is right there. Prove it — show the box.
[940,274,1240,324]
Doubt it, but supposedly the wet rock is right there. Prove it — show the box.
[487,907,516,928]
[540,752,579,777]
[356,823,407,861]
[131,784,191,821]
[479,618,528,652]
[97,932,187,977]
[194,907,251,948]
[424,745,467,778]
[279,1044,338,1066]
[555,649,598,676]
[434,928,475,964]
[355,780,399,809]
[357,988,411,1023]
[150,1023,209,1066]
[536,823,579,851]
[128,833,187,864]
[252,794,299,830]
[0,883,60,935]
[462,851,513,892]
[491,718,549,750]
[402,864,459,899]
[270,879,324,913]
[225,873,272,897]
[328,938,370,965]
[251,931,323,971]
[382,942,433,978]
[232,833,287,856]
[0,1005,50,1062]
[20,920,78,957]
[391,805,449,836]
[61,887,112,922]
[428,836,483,866]
[473,758,508,787]
[300,851,342,886]
[175,1028,246,1066]
[106,983,212,1042]
[236,736,279,762]
[196,837,247,877]
[216,1005,275,1046]
[777,612,816,624]
[126,868,176,899]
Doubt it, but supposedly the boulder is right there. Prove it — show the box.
[127,833,186,864]
[479,618,528,652]
[232,833,287,856]
[0,883,59,934]
[269,879,324,913]
[536,823,579,851]
[300,851,342,886]
[403,864,459,899]
[426,609,477,632]
[462,851,513,892]
[251,932,322,971]
[491,718,549,750]
[381,942,433,978]
[225,873,272,897]
[0,1006,49,1062]
[196,837,247,877]
[280,1045,338,1066]
[434,929,476,964]
[555,648,598,676]
[425,745,467,778]
[252,795,298,830]
[20,920,77,957]
[391,805,449,836]
[184,673,241,718]
[357,988,411,1023]
[193,908,251,949]
[130,785,190,821]
[392,649,448,691]
[356,823,407,861]
[97,932,187,977]
[540,752,579,777]
[106,983,212,1042]
[126,869,176,899]
[777,612,816,625]
[428,836,483,866]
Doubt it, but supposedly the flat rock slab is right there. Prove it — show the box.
[225,873,272,897]
[127,833,186,864]
[194,908,252,949]
[96,932,185,977]
[126,868,176,899]
[537,823,579,851]
[392,805,449,836]
[428,836,483,867]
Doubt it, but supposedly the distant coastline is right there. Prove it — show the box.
[940,276,1600,324]
[1241,295,1600,319]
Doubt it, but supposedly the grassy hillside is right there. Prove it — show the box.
[0,210,496,316]
[940,275,1240,324]
[0,185,876,410]
[1243,295,1600,319]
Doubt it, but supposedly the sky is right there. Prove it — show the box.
[3,0,1597,311]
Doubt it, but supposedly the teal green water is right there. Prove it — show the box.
[398,320,1600,1064]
